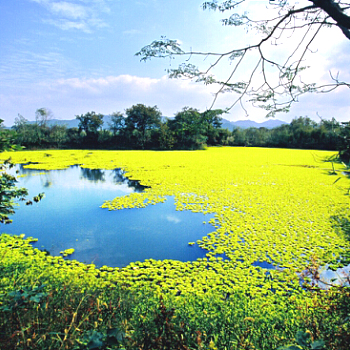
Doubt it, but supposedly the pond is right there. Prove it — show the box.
[2,165,215,268]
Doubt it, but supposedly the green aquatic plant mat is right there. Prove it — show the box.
[0,234,349,349]
[1,147,349,298]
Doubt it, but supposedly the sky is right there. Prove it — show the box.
[0,0,349,127]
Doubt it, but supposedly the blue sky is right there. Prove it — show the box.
[1,0,349,127]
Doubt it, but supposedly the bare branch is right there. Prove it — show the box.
[209,50,247,109]
[136,0,350,117]
[290,16,324,88]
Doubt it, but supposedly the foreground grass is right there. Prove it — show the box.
[1,147,350,349]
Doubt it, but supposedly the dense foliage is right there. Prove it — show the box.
[11,106,227,151]
[9,109,350,156]
[0,119,44,224]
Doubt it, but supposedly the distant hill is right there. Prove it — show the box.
[10,116,288,130]
[20,117,113,129]
[18,118,79,128]
[220,118,288,131]
[45,119,80,128]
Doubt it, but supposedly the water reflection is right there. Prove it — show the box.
[80,168,105,183]
[3,165,213,267]
[111,168,150,192]
[16,165,149,192]
[17,165,53,189]
[79,167,148,191]
[79,167,149,192]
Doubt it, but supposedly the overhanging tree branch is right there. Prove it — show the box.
[136,0,350,117]
[309,0,350,39]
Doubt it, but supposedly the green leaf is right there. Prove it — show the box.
[311,340,326,350]
[277,345,303,350]
[30,292,47,303]
[86,331,105,350]
[296,331,312,347]
[106,327,125,345]
[333,177,341,185]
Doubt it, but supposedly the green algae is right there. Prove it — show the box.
[60,248,75,257]
[1,147,349,297]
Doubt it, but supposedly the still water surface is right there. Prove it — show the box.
[3,165,214,267]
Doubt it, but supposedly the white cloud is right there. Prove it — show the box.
[2,69,349,127]
[29,0,111,32]
[50,2,88,19]
[166,215,181,224]
[1,73,237,125]
[47,74,235,113]
[44,18,91,32]
[0,50,80,87]
[2,0,347,128]
[60,180,134,193]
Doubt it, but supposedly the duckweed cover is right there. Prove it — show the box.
[1,147,349,298]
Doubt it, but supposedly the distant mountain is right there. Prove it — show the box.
[10,116,288,130]
[19,116,114,129]
[220,118,288,130]
[46,119,80,128]
[21,118,80,128]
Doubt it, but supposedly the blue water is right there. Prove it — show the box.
[2,166,214,267]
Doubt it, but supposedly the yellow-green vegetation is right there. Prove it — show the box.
[60,248,75,257]
[1,234,349,349]
[0,147,349,349]
[1,148,349,295]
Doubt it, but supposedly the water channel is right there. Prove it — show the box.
[2,165,215,267]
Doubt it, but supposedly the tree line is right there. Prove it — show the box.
[2,105,350,159]
[9,105,228,150]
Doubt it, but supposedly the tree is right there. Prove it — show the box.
[0,119,44,224]
[108,111,129,148]
[0,119,21,152]
[231,127,246,146]
[125,104,162,149]
[34,108,53,146]
[245,127,270,147]
[108,112,126,136]
[289,116,318,148]
[269,123,292,147]
[13,114,28,132]
[35,108,53,127]
[201,109,225,145]
[66,127,83,147]
[169,107,208,149]
[14,112,50,147]
[339,121,350,162]
[0,160,30,224]
[49,125,68,148]
[320,117,340,132]
[76,111,104,145]
[136,0,350,118]
[157,120,175,150]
